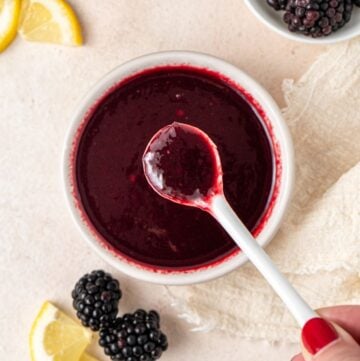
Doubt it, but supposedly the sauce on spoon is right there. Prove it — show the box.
[142,122,223,210]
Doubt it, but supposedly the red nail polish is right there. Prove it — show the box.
[302,318,339,355]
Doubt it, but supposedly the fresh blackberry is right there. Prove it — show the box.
[99,310,168,361]
[72,270,122,331]
[267,0,289,10]
[283,0,353,38]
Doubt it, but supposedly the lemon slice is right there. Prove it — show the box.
[0,0,21,52]
[19,0,82,46]
[79,354,99,361]
[30,301,92,361]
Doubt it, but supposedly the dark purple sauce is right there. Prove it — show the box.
[75,66,274,269]
[143,122,221,207]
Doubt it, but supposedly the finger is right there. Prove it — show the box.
[317,305,360,344]
[300,318,360,361]
[311,335,360,361]
[291,353,305,361]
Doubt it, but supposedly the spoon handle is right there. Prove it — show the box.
[211,194,317,327]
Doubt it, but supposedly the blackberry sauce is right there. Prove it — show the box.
[75,66,274,269]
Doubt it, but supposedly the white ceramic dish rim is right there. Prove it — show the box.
[244,0,360,45]
[62,51,294,286]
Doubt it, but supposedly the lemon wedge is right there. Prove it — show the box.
[0,0,21,52]
[79,354,100,361]
[29,301,92,361]
[19,0,82,46]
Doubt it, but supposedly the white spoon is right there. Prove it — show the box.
[143,121,317,327]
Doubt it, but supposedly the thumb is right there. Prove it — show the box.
[300,317,360,361]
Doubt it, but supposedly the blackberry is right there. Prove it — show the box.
[353,0,360,6]
[283,0,353,38]
[99,310,168,361]
[72,270,122,331]
[267,0,289,10]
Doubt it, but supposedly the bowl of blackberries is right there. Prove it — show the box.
[244,0,360,44]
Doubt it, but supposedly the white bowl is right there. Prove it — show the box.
[63,51,294,285]
[245,0,360,45]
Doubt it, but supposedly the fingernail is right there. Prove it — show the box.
[301,318,339,355]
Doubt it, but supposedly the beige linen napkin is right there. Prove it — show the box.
[167,39,360,343]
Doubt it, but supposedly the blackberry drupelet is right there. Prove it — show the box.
[72,270,122,331]
[99,310,168,361]
[283,0,353,37]
[267,0,289,10]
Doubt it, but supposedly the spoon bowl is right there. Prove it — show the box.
[143,122,223,211]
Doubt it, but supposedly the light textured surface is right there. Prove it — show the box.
[0,1,328,360]
[169,40,360,342]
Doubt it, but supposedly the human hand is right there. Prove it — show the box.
[292,306,360,361]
